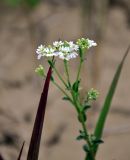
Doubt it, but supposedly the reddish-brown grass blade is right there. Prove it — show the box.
[0,154,4,160]
[27,66,52,160]
[17,141,25,160]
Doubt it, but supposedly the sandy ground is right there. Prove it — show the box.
[0,2,130,160]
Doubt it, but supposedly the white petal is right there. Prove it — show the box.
[37,54,42,59]
[87,39,97,48]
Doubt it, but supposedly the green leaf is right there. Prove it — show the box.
[76,130,86,141]
[62,96,71,101]
[82,102,91,111]
[76,135,85,141]
[3,0,41,8]
[50,75,54,82]
[72,80,80,93]
[25,0,41,7]
[3,0,21,6]
[48,60,55,68]
[83,144,89,153]
[92,139,104,145]
[79,130,85,134]
[93,46,130,156]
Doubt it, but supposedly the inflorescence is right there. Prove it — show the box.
[36,38,97,61]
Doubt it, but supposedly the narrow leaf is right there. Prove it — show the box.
[93,46,130,155]
[48,60,55,68]
[83,144,89,152]
[17,141,25,160]
[92,139,104,145]
[72,80,80,93]
[27,66,52,160]
[62,96,70,101]
[76,135,85,141]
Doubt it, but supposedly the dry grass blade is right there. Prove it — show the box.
[27,66,52,160]
[0,154,4,160]
[17,141,25,160]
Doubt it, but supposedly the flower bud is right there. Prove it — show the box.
[87,88,99,101]
[35,65,45,77]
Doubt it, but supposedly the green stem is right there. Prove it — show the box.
[53,65,68,88]
[81,121,95,160]
[71,91,80,113]
[71,91,95,160]
[76,48,86,81]
[76,59,83,82]
[51,80,74,105]
[64,60,71,87]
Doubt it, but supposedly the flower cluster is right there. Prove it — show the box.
[77,38,97,49]
[35,65,45,77]
[36,38,97,61]
[87,88,99,101]
[36,41,79,61]
[36,45,56,59]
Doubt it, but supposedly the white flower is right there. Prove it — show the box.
[44,47,49,53]
[68,41,79,51]
[60,46,70,53]
[53,41,64,48]
[36,45,46,59]
[87,39,97,48]
[36,45,57,59]
[36,45,44,54]
[68,41,74,47]
[58,50,78,61]
[58,52,65,60]
[37,54,42,59]
[46,48,56,57]
[66,52,78,60]
[73,44,79,51]
[57,45,78,60]
[36,40,80,60]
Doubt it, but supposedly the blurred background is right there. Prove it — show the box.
[0,0,130,160]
